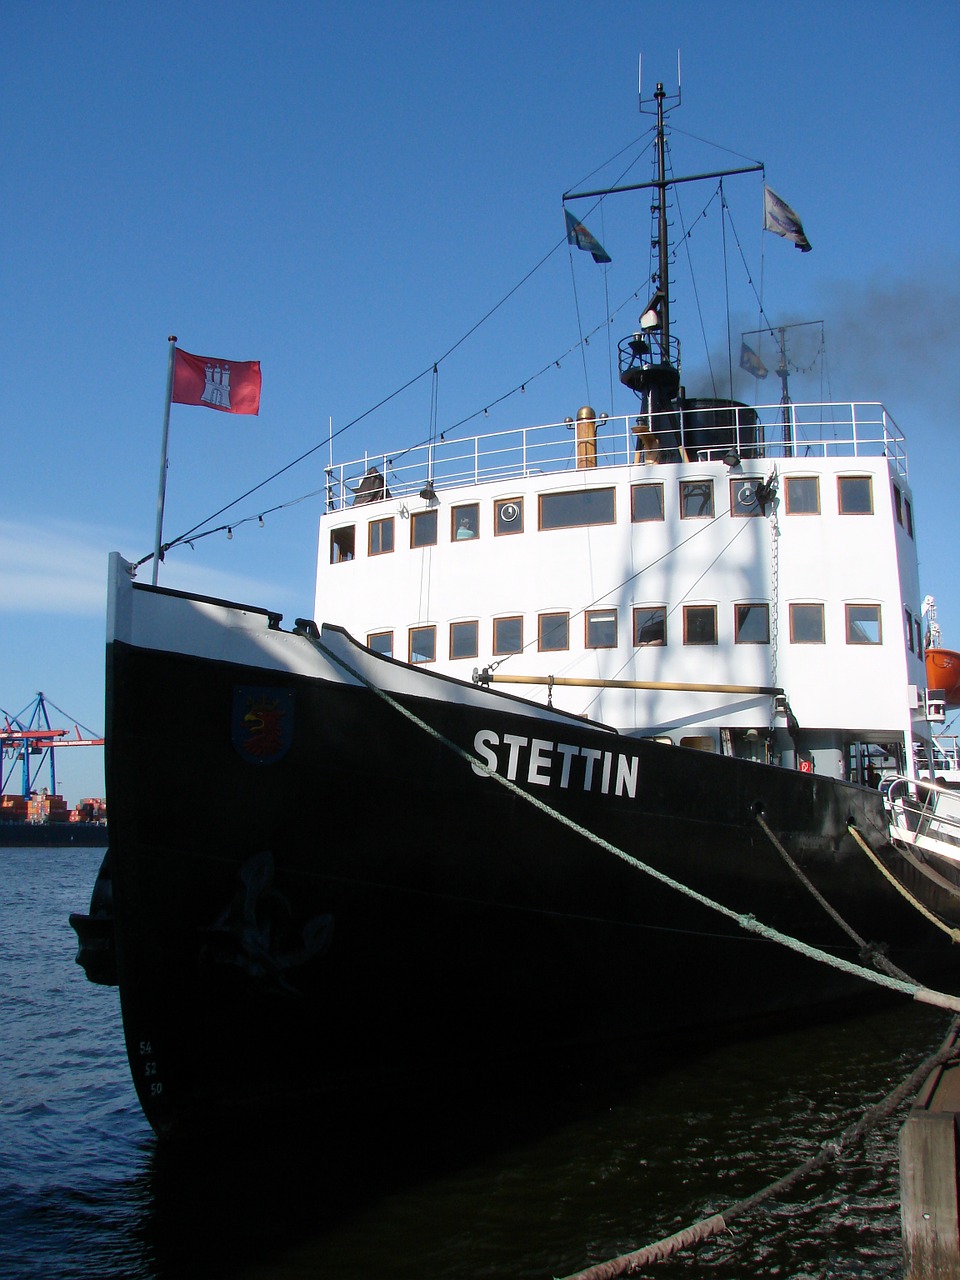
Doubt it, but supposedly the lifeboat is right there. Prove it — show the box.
[926,647,960,707]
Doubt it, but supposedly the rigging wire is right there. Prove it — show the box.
[719,181,738,399]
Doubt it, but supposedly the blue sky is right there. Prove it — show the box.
[2,0,958,803]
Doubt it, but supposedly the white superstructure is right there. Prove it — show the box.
[315,399,934,783]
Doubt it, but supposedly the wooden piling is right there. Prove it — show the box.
[900,1023,960,1279]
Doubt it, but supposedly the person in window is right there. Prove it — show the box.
[456,516,477,540]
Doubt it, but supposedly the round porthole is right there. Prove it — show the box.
[499,502,520,523]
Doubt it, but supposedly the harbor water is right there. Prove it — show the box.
[1,846,953,1279]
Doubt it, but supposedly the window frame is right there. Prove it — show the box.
[408,625,437,664]
[630,482,665,523]
[682,604,718,645]
[367,631,393,657]
[494,498,524,536]
[585,608,618,649]
[492,615,523,655]
[789,603,825,644]
[330,525,356,563]
[845,603,882,646]
[734,602,770,644]
[729,478,766,518]
[410,508,439,548]
[368,516,395,556]
[451,503,480,541]
[784,476,821,515]
[632,605,667,647]
[449,619,479,660]
[837,475,874,515]
[538,487,616,531]
[538,612,570,652]
[679,479,715,519]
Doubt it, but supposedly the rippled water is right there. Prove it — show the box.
[0,846,952,1278]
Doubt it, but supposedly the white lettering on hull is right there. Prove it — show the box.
[471,730,639,799]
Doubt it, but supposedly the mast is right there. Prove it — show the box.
[562,80,763,447]
[653,82,671,357]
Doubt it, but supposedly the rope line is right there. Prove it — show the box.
[312,632,960,1014]
[848,824,960,944]
[556,1018,960,1280]
[755,813,913,982]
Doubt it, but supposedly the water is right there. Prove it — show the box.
[0,847,952,1279]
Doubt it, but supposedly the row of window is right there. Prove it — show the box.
[367,602,887,664]
[331,474,895,563]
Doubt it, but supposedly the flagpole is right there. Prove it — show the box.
[152,336,177,586]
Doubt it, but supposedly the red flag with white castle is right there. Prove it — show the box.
[172,348,262,414]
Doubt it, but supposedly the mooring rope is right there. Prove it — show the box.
[314,634,960,1015]
[848,824,960,945]
[555,1018,960,1279]
[755,813,913,982]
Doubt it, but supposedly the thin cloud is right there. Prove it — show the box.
[0,520,291,617]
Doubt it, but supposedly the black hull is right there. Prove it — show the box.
[103,610,960,1139]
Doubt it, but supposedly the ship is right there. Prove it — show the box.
[73,82,960,1138]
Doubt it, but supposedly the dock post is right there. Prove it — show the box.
[900,1024,960,1278]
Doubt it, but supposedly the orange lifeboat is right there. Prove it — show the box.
[926,647,960,708]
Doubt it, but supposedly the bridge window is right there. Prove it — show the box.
[538,612,569,652]
[838,475,873,515]
[631,482,664,522]
[450,620,479,659]
[785,476,820,514]
[452,503,479,540]
[633,606,666,646]
[789,603,825,644]
[846,604,882,645]
[539,487,615,530]
[730,479,765,517]
[409,626,436,664]
[683,605,717,645]
[680,480,714,519]
[585,609,618,648]
[905,607,914,652]
[904,497,914,538]
[367,631,393,657]
[893,485,904,526]
[495,498,524,535]
[368,517,394,555]
[493,616,523,655]
[735,603,770,644]
[330,525,355,563]
[411,510,438,548]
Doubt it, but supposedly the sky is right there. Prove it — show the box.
[2,0,958,804]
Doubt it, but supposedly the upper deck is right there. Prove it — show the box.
[322,400,907,513]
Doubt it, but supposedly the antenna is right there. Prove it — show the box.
[637,53,642,108]
[677,49,682,103]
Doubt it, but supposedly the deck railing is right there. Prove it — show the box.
[324,401,906,512]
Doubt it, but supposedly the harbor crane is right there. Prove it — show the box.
[1,692,104,801]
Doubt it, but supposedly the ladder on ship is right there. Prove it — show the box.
[881,776,960,864]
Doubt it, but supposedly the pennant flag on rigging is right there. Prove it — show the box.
[172,348,262,414]
[763,186,812,252]
[564,209,612,264]
[739,342,768,379]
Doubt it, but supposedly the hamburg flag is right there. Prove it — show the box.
[763,186,812,252]
[564,209,612,264]
[172,348,262,414]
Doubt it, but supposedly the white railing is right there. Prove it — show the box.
[324,401,906,512]
[881,775,960,864]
